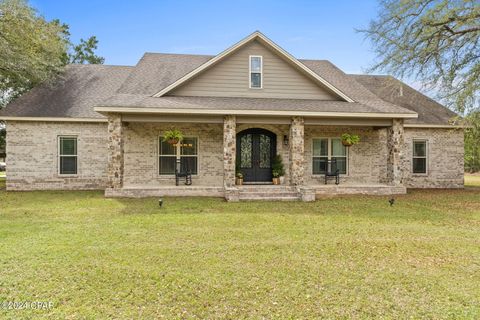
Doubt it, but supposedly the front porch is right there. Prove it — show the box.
[104,184,406,200]
[104,113,407,201]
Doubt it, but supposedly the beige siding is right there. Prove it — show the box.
[170,40,339,100]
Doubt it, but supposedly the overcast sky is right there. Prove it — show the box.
[32,0,382,74]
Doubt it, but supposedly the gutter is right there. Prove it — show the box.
[93,106,418,119]
[0,116,107,122]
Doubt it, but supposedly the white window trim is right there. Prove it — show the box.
[249,55,263,89]
[158,136,199,177]
[311,137,349,176]
[58,135,78,176]
[412,139,428,176]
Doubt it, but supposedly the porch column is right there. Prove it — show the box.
[387,118,405,185]
[289,116,305,186]
[223,115,236,188]
[107,114,124,189]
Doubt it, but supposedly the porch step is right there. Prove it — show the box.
[238,185,297,192]
[239,195,300,201]
[238,185,301,201]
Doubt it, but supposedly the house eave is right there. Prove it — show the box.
[404,123,466,129]
[94,106,418,119]
[0,116,107,122]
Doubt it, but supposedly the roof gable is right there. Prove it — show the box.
[169,40,340,100]
[153,31,354,102]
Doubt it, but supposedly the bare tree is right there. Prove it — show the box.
[359,0,479,114]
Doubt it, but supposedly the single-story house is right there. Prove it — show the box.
[0,31,464,201]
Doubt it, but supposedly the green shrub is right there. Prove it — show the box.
[272,154,285,176]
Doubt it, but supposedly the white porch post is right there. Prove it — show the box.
[107,114,124,189]
[289,116,305,186]
[223,115,236,188]
[387,118,405,185]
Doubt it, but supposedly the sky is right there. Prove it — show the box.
[31,0,381,74]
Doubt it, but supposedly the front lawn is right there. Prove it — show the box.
[0,187,479,319]
[465,173,480,187]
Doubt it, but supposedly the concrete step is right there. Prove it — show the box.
[238,186,297,192]
[239,192,299,197]
[239,195,300,201]
[237,185,301,201]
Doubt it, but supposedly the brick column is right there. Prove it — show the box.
[289,116,305,186]
[223,115,236,188]
[107,114,124,189]
[387,118,405,185]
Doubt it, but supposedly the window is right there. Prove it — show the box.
[312,138,347,174]
[413,140,427,174]
[159,137,198,175]
[59,136,77,175]
[249,55,262,88]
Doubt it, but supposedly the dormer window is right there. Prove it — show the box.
[249,55,263,88]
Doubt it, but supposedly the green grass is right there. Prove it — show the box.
[0,188,479,319]
[465,174,480,187]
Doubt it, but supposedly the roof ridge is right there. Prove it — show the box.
[66,64,134,68]
[142,52,215,57]
[349,74,393,78]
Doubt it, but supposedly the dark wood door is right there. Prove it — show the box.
[237,129,276,183]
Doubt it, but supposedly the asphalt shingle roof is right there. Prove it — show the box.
[98,94,414,114]
[0,52,457,125]
[350,75,458,125]
[0,64,132,119]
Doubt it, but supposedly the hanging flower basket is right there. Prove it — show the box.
[167,138,179,145]
[341,133,360,147]
[163,129,184,145]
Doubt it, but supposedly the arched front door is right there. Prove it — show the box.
[236,128,276,183]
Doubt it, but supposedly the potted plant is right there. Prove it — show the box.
[341,133,360,147]
[163,129,184,145]
[272,170,280,185]
[236,172,244,185]
[272,154,286,184]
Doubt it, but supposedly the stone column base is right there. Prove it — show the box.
[224,187,240,202]
[298,187,316,202]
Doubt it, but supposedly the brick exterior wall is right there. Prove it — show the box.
[403,128,464,188]
[304,125,388,185]
[4,121,464,192]
[5,121,108,190]
[122,122,224,187]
